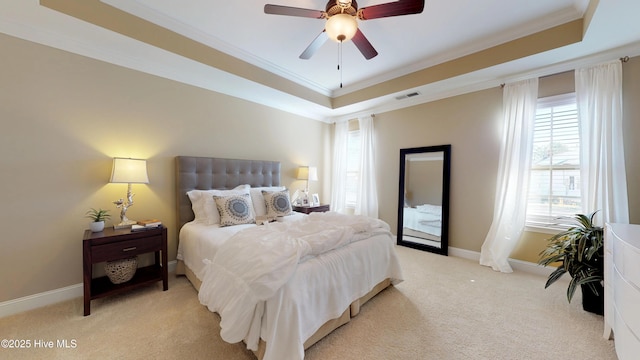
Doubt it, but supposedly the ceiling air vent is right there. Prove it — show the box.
[395,91,420,100]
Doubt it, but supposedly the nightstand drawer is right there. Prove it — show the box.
[92,236,162,262]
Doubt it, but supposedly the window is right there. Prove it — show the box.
[345,129,361,207]
[526,93,581,229]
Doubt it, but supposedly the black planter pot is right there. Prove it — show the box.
[581,283,604,315]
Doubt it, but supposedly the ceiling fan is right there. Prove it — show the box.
[264,0,425,60]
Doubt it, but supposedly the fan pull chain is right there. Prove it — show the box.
[338,40,343,88]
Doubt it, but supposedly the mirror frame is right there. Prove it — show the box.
[397,145,451,256]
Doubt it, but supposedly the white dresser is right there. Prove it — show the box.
[604,223,640,360]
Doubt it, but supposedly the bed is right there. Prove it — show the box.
[174,156,403,360]
[403,204,442,241]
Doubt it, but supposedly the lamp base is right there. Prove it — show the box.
[113,219,137,230]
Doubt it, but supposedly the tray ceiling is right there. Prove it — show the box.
[2,0,640,121]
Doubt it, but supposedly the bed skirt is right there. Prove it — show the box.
[176,260,391,359]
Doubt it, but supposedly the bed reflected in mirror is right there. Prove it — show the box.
[397,145,451,255]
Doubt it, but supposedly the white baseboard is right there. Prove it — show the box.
[448,246,566,280]
[0,260,177,318]
[0,283,84,319]
[392,235,559,279]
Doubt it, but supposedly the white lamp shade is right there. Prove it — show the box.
[325,13,358,42]
[297,166,309,180]
[297,166,319,181]
[308,166,318,181]
[110,158,149,184]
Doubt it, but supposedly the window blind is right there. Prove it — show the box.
[345,130,361,207]
[526,93,581,228]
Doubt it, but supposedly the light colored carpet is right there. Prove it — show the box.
[1,246,616,359]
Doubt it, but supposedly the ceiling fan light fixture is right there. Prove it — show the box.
[325,13,358,42]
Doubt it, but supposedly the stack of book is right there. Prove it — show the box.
[131,219,162,232]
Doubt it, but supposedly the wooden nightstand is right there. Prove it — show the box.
[82,226,168,316]
[292,204,330,214]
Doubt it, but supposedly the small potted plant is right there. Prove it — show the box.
[85,208,110,232]
[538,211,604,314]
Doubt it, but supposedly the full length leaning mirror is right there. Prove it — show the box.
[397,145,451,255]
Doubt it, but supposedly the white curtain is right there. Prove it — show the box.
[480,78,539,273]
[330,120,349,213]
[354,115,379,217]
[575,60,629,224]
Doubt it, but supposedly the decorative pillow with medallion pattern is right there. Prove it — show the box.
[213,193,255,226]
[262,189,292,217]
[250,186,286,216]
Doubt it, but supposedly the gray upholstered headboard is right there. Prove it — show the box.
[175,156,281,231]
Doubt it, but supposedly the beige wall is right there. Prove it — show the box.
[406,159,444,207]
[374,57,640,264]
[375,89,503,252]
[622,56,640,223]
[0,33,330,302]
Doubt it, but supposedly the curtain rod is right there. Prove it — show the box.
[499,56,631,88]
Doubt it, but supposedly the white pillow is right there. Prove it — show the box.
[262,189,292,217]
[250,186,285,216]
[213,193,255,227]
[186,190,208,223]
[186,184,250,225]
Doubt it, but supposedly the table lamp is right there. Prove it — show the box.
[110,157,149,229]
[296,166,318,206]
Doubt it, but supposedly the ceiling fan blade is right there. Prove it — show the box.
[352,29,378,60]
[359,0,425,20]
[264,4,324,18]
[300,30,329,59]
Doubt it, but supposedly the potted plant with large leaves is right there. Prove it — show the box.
[538,211,604,314]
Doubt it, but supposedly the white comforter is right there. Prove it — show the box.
[196,212,402,360]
